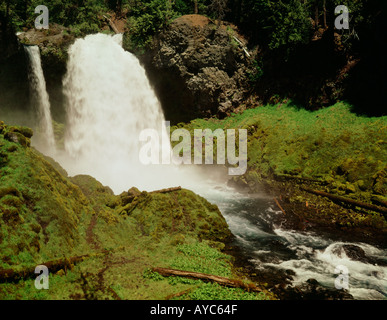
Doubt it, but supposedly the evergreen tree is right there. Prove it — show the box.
[208,0,228,21]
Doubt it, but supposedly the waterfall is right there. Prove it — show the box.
[61,33,183,194]
[25,45,56,156]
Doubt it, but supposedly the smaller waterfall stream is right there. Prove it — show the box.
[24,45,56,156]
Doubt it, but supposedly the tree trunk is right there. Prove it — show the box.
[0,249,115,283]
[315,4,319,29]
[103,15,120,34]
[152,267,262,292]
[323,0,327,28]
[194,0,198,14]
[150,186,182,194]
[0,254,90,283]
[6,0,10,19]
[301,187,387,218]
[274,197,286,215]
[274,173,327,185]
[117,0,122,14]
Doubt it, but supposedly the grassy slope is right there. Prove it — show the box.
[173,102,387,232]
[0,122,273,300]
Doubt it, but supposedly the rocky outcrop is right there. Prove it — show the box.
[139,15,254,123]
[17,23,75,61]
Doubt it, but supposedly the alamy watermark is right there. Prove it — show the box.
[335,5,350,30]
[34,265,49,290]
[334,265,349,290]
[34,5,49,29]
[139,122,248,175]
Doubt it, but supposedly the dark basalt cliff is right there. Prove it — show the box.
[137,15,254,124]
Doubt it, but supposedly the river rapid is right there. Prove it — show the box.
[198,182,387,300]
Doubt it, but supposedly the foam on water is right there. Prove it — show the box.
[257,229,387,299]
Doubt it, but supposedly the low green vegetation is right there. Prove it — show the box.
[185,283,268,300]
[142,240,273,300]
[114,188,231,243]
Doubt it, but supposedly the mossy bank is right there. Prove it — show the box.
[173,101,387,244]
[0,121,274,300]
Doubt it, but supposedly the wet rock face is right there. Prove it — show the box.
[341,244,367,262]
[17,24,75,56]
[141,15,253,123]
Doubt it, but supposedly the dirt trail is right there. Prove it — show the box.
[86,213,100,250]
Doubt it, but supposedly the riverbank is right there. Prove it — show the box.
[174,101,387,244]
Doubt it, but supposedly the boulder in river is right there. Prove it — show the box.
[342,244,367,262]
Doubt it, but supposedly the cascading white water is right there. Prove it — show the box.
[259,228,387,299]
[25,45,56,156]
[61,33,197,194]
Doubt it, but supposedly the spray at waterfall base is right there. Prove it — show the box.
[138,123,248,176]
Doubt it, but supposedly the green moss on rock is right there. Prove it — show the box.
[117,188,231,243]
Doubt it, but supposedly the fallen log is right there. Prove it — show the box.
[121,186,182,206]
[150,186,182,195]
[372,196,387,208]
[232,36,251,58]
[301,187,387,218]
[103,15,120,34]
[0,254,88,283]
[273,197,286,215]
[0,249,112,283]
[151,267,262,293]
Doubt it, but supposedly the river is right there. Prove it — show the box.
[199,182,387,300]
